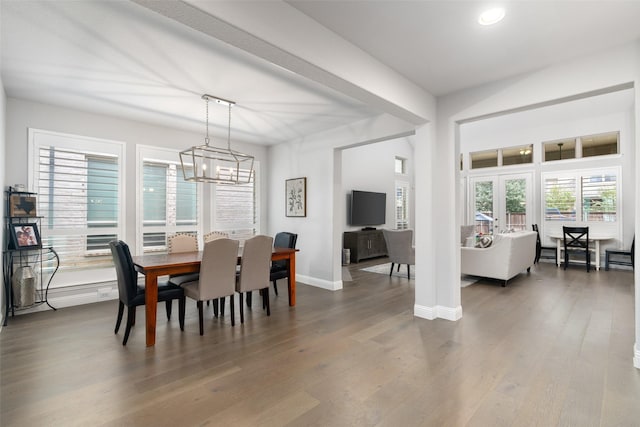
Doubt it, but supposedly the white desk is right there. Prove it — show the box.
[548,233,614,271]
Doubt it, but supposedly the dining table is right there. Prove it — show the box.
[132,247,298,347]
[547,232,614,271]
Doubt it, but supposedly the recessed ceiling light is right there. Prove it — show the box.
[478,7,505,26]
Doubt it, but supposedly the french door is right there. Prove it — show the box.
[469,173,533,235]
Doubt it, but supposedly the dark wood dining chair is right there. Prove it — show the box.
[270,232,298,296]
[109,240,185,345]
[562,226,591,272]
[532,224,556,264]
[605,235,634,271]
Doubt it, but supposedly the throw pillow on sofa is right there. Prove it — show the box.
[475,235,493,248]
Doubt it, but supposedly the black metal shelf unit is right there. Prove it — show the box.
[3,187,59,325]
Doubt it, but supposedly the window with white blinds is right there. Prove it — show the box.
[142,161,198,252]
[544,176,577,221]
[30,130,123,272]
[395,181,409,230]
[213,167,257,241]
[543,168,619,223]
[582,173,617,222]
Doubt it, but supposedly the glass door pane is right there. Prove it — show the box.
[503,177,527,231]
[471,178,496,236]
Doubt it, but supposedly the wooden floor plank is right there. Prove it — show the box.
[1,259,638,426]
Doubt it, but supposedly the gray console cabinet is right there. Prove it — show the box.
[343,230,387,263]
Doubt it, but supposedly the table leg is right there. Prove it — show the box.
[595,240,600,271]
[556,238,561,267]
[287,252,296,307]
[144,272,159,347]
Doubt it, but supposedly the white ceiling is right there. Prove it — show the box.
[2,1,640,146]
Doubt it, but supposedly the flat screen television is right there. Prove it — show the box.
[349,190,386,226]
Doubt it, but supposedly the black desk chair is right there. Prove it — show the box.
[532,224,556,264]
[270,232,298,296]
[109,240,185,345]
[605,236,634,271]
[562,226,591,272]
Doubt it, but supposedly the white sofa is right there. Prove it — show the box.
[461,231,537,286]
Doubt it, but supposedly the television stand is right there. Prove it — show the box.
[343,230,387,263]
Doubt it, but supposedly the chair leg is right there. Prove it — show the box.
[265,288,270,316]
[197,300,204,336]
[397,264,401,272]
[389,263,395,276]
[246,291,252,308]
[239,293,245,324]
[123,306,135,346]
[165,300,172,320]
[262,289,266,310]
[115,301,124,334]
[230,294,235,327]
[407,264,410,280]
[179,297,185,331]
[273,280,278,295]
[212,299,219,317]
[605,253,610,271]
[220,297,226,317]
[586,251,590,272]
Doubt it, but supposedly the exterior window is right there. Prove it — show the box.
[502,145,532,166]
[582,132,618,158]
[142,161,198,252]
[544,176,577,221]
[543,168,619,223]
[582,173,617,222]
[395,181,409,230]
[31,130,123,274]
[395,157,407,174]
[471,150,498,169]
[544,138,576,161]
[213,166,258,241]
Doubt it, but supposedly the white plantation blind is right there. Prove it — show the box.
[543,168,619,223]
[142,161,198,252]
[34,137,122,272]
[544,176,576,221]
[582,173,617,222]
[213,168,256,241]
[395,182,409,229]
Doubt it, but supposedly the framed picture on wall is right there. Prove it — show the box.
[285,177,306,217]
[10,223,42,250]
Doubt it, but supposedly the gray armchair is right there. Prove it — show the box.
[382,229,415,279]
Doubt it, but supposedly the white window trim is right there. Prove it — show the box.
[27,128,126,288]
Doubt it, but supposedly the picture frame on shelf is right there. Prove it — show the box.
[10,223,42,250]
[9,195,37,217]
[285,177,306,217]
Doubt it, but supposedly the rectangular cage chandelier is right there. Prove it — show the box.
[179,94,254,185]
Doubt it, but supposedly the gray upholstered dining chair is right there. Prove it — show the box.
[236,235,274,324]
[180,238,239,335]
[167,233,200,287]
[382,229,415,279]
[204,231,229,243]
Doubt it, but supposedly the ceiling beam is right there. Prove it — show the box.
[131,0,434,125]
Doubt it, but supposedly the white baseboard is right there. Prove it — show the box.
[296,275,343,291]
[414,304,463,321]
[634,343,640,369]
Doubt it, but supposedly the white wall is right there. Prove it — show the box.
[6,98,269,247]
[267,113,418,291]
[460,94,635,250]
[0,77,6,326]
[434,41,639,366]
[341,137,414,233]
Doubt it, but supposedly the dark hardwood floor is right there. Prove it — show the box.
[1,259,639,426]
